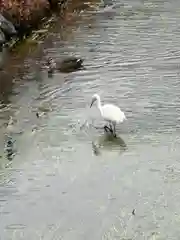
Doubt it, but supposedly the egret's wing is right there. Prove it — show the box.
[102,104,125,123]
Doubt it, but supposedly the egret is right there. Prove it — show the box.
[90,94,126,137]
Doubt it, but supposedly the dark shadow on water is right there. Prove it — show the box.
[92,132,127,156]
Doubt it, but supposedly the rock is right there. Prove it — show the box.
[0,14,17,38]
[0,28,5,47]
[0,49,4,69]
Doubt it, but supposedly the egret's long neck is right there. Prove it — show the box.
[97,98,102,114]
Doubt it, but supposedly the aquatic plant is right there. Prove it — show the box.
[0,0,50,36]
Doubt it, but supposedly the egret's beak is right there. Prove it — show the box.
[90,99,95,108]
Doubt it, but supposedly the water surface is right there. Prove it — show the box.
[1,0,180,239]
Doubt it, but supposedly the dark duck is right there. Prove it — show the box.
[46,57,84,75]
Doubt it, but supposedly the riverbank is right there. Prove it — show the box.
[0,0,66,49]
[0,0,95,52]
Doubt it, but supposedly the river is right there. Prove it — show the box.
[1,0,180,239]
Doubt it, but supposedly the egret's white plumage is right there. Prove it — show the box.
[90,94,126,136]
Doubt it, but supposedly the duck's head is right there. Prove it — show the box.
[46,57,56,69]
[76,58,83,65]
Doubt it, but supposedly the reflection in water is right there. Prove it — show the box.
[0,71,14,105]
[4,135,16,161]
[101,0,114,7]
[48,70,54,78]
[92,132,127,155]
[5,138,14,161]
[92,141,101,156]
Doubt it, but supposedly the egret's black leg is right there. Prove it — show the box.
[108,123,112,130]
[104,125,109,132]
[108,123,114,134]
[104,125,112,133]
[113,124,117,138]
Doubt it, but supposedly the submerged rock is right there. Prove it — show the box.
[0,14,17,38]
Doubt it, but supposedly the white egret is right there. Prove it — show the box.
[90,94,126,137]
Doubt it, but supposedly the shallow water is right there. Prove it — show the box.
[1,0,180,239]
